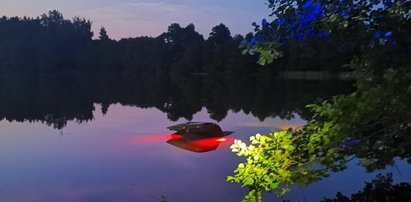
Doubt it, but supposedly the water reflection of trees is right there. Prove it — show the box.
[322,173,411,202]
[0,73,351,129]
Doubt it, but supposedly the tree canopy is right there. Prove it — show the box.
[227,0,411,200]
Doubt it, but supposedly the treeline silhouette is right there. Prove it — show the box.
[0,10,354,77]
[0,10,261,77]
[0,11,92,73]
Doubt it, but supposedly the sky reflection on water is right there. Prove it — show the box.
[0,104,409,202]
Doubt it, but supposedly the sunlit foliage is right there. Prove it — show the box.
[228,0,411,200]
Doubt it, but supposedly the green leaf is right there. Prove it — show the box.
[270,182,280,189]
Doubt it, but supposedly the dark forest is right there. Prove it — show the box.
[0,10,355,77]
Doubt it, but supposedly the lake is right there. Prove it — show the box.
[0,75,409,202]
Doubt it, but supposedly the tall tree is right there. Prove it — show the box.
[40,10,64,27]
[99,26,110,40]
[208,23,231,45]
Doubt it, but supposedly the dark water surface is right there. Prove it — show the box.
[0,76,409,202]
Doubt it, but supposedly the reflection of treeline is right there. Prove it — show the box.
[0,10,354,76]
[0,74,351,129]
[322,173,411,202]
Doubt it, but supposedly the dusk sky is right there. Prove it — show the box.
[0,0,270,39]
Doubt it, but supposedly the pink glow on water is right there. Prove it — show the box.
[126,133,179,145]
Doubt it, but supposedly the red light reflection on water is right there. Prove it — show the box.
[128,133,234,153]
[166,136,234,153]
[196,137,232,146]
[128,134,176,144]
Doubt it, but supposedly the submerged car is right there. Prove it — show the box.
[166,122,233,152]
[167,122,231,139]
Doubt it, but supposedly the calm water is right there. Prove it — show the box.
[0,76,409,202]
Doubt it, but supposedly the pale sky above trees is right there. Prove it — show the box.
[0,0,269,39]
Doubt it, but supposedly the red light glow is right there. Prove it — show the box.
[170,134,183,139]
[166,136,235,153]
[128,133,234,153]
[128,133,177,145]
[216,138,227,142]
